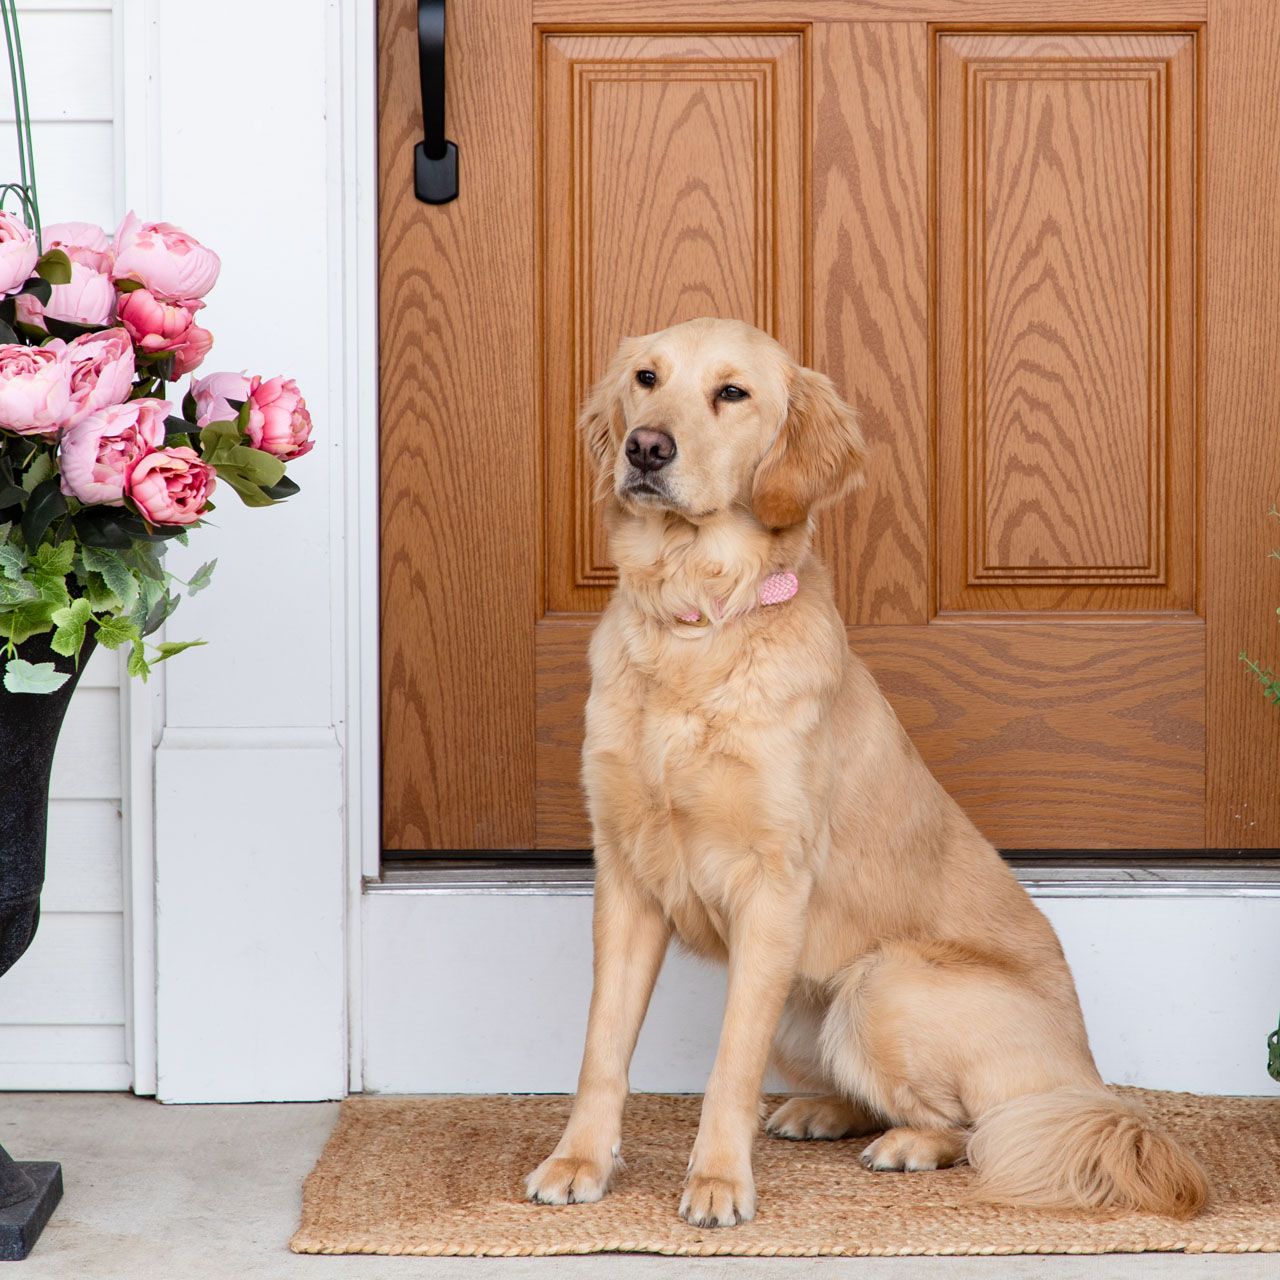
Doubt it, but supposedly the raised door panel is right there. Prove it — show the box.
[935,33,1197,614]
[541,32,805,615]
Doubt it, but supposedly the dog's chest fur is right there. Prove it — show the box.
[583,590,844,961]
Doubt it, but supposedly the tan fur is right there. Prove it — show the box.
[525,318,1207,1227]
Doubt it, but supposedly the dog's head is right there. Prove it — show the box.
[580,317,865,529]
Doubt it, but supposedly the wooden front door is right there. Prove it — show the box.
[378,0,1280,855]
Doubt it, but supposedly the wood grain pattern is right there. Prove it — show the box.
[541,32,804,614]
[535,619,594,846]
[379,0,537,849]
[935,33,1197,614]
[1205,0,1280,847]
[535,1,1208,23]
[811,23,930,624]
[534,618,1204,849]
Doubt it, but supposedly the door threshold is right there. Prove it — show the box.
[371,856,1280,898]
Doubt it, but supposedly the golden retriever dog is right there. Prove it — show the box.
[525,317,1207,1227]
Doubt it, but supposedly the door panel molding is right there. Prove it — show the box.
[535,616,1206,849]
[935,31,1198,614]
[540,30,806,614]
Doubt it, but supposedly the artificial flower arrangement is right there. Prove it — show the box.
[0,209,313,694]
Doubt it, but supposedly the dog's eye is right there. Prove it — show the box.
[636,369,657,388]
[718,384,749,402]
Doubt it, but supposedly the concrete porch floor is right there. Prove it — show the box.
[0,1093,1275,1279]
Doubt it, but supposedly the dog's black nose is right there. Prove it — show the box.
[625,427,676,474]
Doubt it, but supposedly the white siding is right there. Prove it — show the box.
[0,0,129,1091]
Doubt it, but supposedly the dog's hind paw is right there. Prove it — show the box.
[859,1127,967,1173]
[766,1095,880,1141]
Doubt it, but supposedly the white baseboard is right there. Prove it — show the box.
[361,884,1280,1097]
[0,1063,133,1092]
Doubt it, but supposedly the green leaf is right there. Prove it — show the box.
[115,277,144,295]
[21,451,53,492]
[0,541,27,580]
[140,588,177,637]
[186,559,216,595]
[182,390,198,423]
[127,575,166,636]
[81,571,121,612]
[0,319,18,345]
[152,639,206,662]
[0,576,38,606]
[3,657,70,694]
[262,475,300,501]
[73,505,174,549]
[21,477,68,549]
[0,597,59,645]
[228,447,285,488]
[210,468,276,508]
[35,248,73,286]
[124,543,167,583]
[49,596,92,660]
[43,315,99,342]
[197,421,244,465]
[21,277,51,307]
[94,614,139,651]
[127,640,151,681]
[81,545,139,611]
[31,538,75,579]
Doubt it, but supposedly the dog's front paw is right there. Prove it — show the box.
[679,1169,756,1227]
[525,1152,615,1205]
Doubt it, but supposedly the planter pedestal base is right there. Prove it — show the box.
[0,1147,61,1260]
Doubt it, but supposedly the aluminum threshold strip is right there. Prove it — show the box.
[370,860,1280,898]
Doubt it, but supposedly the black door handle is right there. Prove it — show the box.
[415,0,458,204]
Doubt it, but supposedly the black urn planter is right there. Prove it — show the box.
[0,631,92,1258]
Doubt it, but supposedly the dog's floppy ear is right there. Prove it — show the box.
[751,364,866,529]
[579,336,641,491]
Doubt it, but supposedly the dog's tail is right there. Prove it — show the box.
[967,1086,1207,1218]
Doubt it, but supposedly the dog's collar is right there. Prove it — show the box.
[674,570,799,628]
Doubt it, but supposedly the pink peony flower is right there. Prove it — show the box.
[0,343,71,436]
[190,369,249,426]
[118,287,200,354]
[244,376,313,460]
[171,322,213,378]
[43,221,113,274]
[44,260,117,327]
[63,328,136,425]
[0,210,38,298]
[190,370,313,460]
[58,398,167,505]
[127,445,216,526]
[14,292,46,334]
[112,212,220,301]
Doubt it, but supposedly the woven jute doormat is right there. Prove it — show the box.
[290,1090,1280,1258]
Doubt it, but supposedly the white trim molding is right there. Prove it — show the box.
[114,0,161,1098]
[331,0,380,1098]
[361,883,1280,1098]
[132,0,355,1102]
